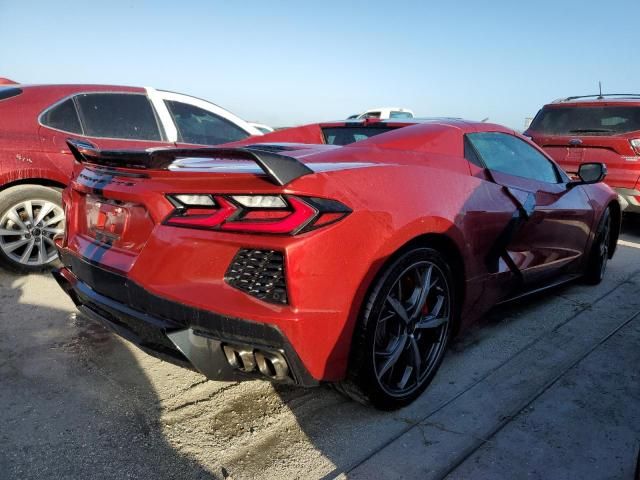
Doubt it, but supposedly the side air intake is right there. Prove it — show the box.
[225,249,287,304]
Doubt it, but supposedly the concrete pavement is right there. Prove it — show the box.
[1,220,639,479]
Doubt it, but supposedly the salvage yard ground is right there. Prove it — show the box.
[1,220,639,480]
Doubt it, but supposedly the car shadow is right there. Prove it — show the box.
[0,271,218,479]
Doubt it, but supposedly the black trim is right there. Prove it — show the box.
[55,252,317,386]
[0,86,22,101]
[66,138,314,186]
[463,135,486,168]
[225,249,288,304]
[485,188,536,276]
[562,93,640,101]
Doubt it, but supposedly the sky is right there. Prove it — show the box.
[1,0,639,129]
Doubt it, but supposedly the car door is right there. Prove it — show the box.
[39,91,175,177]
[148,90,260,147]
[467,131,594,285]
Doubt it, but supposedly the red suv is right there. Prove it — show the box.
[525,94,640,212]
[0,83,261,272]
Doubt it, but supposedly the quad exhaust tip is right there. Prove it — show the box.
[223,344,291,382]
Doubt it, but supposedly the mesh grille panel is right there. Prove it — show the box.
[225,249,287,304]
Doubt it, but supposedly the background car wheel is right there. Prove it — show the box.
[0,185,64,274]
[337,247,457,410]
[584,207,611,285]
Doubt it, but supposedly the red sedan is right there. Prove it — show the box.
[0,83,261,272]
[54,119,619,409]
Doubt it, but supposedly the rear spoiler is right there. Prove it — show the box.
[66,138,314,186]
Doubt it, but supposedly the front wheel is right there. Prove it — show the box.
[338,247,457,410]
[0,185,65,274]
[584,207,611,285]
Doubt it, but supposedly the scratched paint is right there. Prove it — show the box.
[15,153,33,164]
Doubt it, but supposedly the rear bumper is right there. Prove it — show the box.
[53,253,318,387]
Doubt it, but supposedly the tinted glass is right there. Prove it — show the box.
[467,132,559,183]
[41,98,82,133]
[76,93,161,140]
[165,101,249,145]
[389,111,413,119]
[463,136,483,167]
[529,106,640,135]
[322,126,396,145]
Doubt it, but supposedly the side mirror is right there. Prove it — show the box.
[568,162,607,189]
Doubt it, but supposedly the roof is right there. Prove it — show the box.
[550,94,640,106]
[319,117,505,133]
[12,83,145,95]
[363,106,413,111]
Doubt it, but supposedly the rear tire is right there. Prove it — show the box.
[584,207,611,285]
[0,185,64,274]
[337,247,457,410]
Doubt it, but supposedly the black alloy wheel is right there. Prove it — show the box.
[339,247,456,410]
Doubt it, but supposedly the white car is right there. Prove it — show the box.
[248,122,275,134]
[145,87,264,142]
[347,107,414,120]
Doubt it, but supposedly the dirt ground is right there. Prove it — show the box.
[1,220,639,480]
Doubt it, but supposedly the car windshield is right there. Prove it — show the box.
[529,106,640,135]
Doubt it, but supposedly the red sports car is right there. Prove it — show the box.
[53,119,620,409]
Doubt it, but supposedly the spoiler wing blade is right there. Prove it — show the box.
[66,139,314,186]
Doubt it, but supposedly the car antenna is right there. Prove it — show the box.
[598,81,603,99]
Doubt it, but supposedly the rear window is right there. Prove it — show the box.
[530,106,640,135]
[322,126,396,145]
[0,87,22,101]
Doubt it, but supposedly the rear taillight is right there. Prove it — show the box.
[630,139,640,155]
[164,194,350,235]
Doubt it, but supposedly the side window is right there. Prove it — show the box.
[463,136,484,167]
[41,98,82,134]
[75,93,162,140]
[165,101,249,145]
[389,111,413,119]
[467,132,559,183]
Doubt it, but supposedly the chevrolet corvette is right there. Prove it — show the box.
[53,119,620,409]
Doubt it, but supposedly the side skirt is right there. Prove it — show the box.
[495,273,582,306]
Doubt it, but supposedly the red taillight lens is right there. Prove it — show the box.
[166,197,237,228]
[164,194,350,235]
